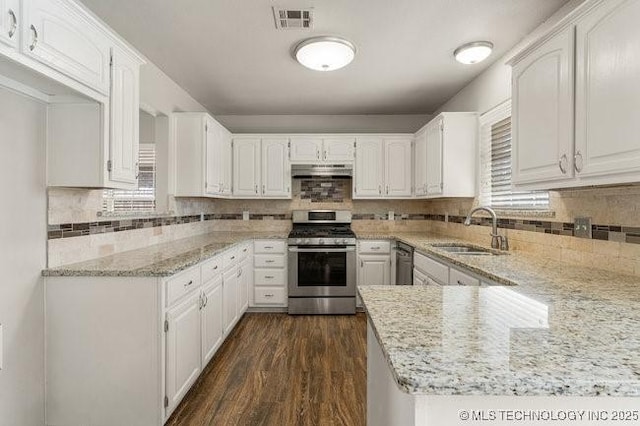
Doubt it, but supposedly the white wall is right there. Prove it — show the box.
[0,87,47,425]
[216,114,432,134]
[436,0,585,116]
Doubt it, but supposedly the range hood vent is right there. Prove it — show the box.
[291,164,352,178]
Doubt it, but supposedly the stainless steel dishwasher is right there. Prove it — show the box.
[395,242,414,285]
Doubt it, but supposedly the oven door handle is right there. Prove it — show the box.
[288,247,356,253]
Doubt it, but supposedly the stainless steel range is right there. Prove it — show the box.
[288,210,357,315]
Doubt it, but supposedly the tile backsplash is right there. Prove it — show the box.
[300,178,346,203]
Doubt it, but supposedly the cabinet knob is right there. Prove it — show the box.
[558,154,568,174]
[8,10,17,38]
[29,25,38,51]
[184,280,193,288]
[574,151,584,173]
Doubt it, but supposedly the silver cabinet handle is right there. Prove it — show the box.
[386,185,389,194]
[29,25,38,51]
[378,185,382,194]
[265,275,274,279]
[265,293,274,298]
[8,10,17,39]
[204,293,208,307]
[262,184,265,194]
[254,184,258,194]
[264,246,274,249]
[371,246,381,250]
[558,154,568,174]
[230,256,235,260]
[213,265,218,270]
[243,248,248,252]
[184,280,193,288]
[199,294,204,310]
[237,268,242,277]
[265,259,275,263]
[360,259,364,267]
[457,280,464,286]
[574,150,583,173]
[323,150,327,160]
[135,161,139,180]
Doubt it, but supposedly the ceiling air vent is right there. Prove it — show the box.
[272,7,313,29]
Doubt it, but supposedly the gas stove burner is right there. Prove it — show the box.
[288,210,356,247]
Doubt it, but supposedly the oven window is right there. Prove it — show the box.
[297,251,347,286]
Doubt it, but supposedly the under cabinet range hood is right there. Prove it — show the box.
[291,164,353,178]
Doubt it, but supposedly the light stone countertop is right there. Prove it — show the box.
[42,232,289,277]
[358,232,640,397]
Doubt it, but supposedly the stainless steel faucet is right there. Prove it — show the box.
[463,206,509,251]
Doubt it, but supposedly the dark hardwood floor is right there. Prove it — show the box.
[166,313,367,426]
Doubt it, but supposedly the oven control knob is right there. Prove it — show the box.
[342,239,349,244]
[296,239,303,244]
[318,239,325,245]
[334,238,341,245]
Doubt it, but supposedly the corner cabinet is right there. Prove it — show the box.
[510,0,640,190]
[353,136,412,199]
[232,137,291,199]
[174,113,233,197]
[414,113,478,199]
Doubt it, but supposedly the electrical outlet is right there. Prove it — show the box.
[243,211,250,221]
[388,211,394,221]
[574,217,592,238]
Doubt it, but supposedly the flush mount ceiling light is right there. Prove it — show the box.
[294,36,356,71]
[453,41,494,65]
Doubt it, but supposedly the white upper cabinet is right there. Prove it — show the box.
[22,0,111,95]
[109,45,140,185]
[354,136,413,198]
[510,0,640,189]
[261,138,290,197]
[232,138,261,197]
[511,26,575,186]
[415,113,477,198]
[354,138,384,197]
[0,0,19,51]
[289,136,354,163]
[174,113,232,197]
[413,129,428,196]
[289,137,322,162]
[384,138,412,197]
[232,136,291,199]
[574,0,640,180]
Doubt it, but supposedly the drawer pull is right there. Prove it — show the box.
[29,25,38,51]
[264,246,274,249]
[184,280,194,288]
[8,10,17,38]
[230,256,235,260]
[457,280,465,286]
[371,246,381,250]
[265,275,274,279]
[243,248,248,252]
[213,265,218,270]
[265,260,275,263]
[265,294,274,298]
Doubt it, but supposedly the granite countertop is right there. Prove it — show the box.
[358,232,640,397]
[43,231,289,277]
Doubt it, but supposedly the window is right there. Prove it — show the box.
[103,144,156,213]
[479,101,549,210]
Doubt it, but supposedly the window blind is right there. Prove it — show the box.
[479,102,549,210]
[103,144,156,212]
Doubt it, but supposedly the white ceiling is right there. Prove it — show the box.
[80,0,568,115]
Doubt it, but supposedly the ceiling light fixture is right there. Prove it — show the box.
[454,41,493,65]
[294,36,356,71]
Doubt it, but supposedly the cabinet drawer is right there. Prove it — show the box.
[254,287,286,305]
[201,255,222,284]
[254,254,286,268]
[254,240,286,254]
[449,268,480,287]
[359,241,391,254]
[222,247,239,270]
[254,269,286,287]
[166,267,201,307]
[414,252,448,284]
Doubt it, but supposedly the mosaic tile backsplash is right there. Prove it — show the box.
[300,179,346,203]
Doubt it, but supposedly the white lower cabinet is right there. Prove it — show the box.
[44,240,264,425]
[357,241,392,287]
[252,239,287,307]
[200,274,223,366]
[165,292,202,414]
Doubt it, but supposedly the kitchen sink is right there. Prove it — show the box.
[430,244,502,256]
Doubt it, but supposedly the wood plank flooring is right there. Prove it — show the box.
[166,313,367,426]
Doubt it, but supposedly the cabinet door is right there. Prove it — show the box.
[205,118,223,195]
[232,138,261,197]
[414,130,428,196]
[575,0,640,179]
[238,258,251,314]
[358,255,391,286]
[512,26,575,186]
[201,276,223,366]
[290,137,321,162]
[261,138,290,197]
[109,45,140,186]
[0,0,19,50]
[165,294,201,413]
[324,138,355,162]
[222,268,238,336]
[426,119,443,195]
[221,128,233,195]
[354,138,384,198]
[22,0,111,95]
[384,138,412,197]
